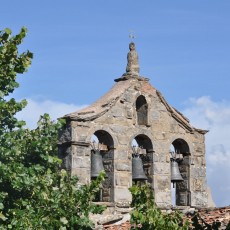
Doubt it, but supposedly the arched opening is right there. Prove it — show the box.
[91,130,114,202]
[136,95,148,126]
[131,134,153,184]
[170,138,190,206]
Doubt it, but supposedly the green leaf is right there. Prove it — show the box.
[0,212,7,221]
[60,217,68,225]
[4,28,11,35]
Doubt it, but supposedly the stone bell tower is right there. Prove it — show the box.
[58,42,209,209]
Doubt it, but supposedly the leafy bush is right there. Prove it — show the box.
[0,27,105,229]
[129,184,189,230]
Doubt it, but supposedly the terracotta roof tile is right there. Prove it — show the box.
[101,206,230,229]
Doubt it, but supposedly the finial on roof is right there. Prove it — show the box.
[124,42,140,76]
[114,33,149,82]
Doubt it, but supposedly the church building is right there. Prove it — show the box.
[58,42,209,210]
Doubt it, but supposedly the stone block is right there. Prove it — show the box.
[115,175,131,186]
[190,166,206,178]
[117,135,130,145]
[155,132,167,140]
[111,107,124,117]
[114,150,128,160]
[170,124,178,133]
[153,175,170,191]
[193,156,205,166]
[61,152,72,170]
[192,178,207,192]
[114,188,132,202]
[151,111,160,120]
[193,144,204,156]
[125,106,133,119]
[59,125,71,143]
[124,92,135,103]
[110,126,127,135]
[72,145,85,156]
[72,156,90,168]
[116,162,131,171]
[176,191,189,206]
[191,192,208,207]
[154,191,171,206]
[153,163,170,175]
[71,168,90,184]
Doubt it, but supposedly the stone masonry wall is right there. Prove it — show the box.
[59,78,208,208]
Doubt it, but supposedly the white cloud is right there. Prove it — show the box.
[182,96,230,207]
[16,98,87,129]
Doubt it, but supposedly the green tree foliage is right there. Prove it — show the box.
[0,28,105,229]
[129,184,230,230]
[129,184,189,230]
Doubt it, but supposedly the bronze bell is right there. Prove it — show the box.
[91,150,105,178]
[132,155,148,181]
[171,160,183,187]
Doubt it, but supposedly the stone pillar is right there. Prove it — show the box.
[152,150,172,208]
[113,146,132,203]
[190,155,208,207]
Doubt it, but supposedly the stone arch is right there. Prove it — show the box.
[172,138,190,155]
[134,134,153,151]
[170,138,191,206]
[94,130,114,149]
[131,134,154,183]
[91,129,115,202]
[136,95,148,126]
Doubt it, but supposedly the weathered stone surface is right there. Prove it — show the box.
[97,214,123,225]
[115,162,130,171]
[158,153,167,163]
[115,175,131,186]
[192,178,207,191]
[110,126,127,135]
[155,132,167,140]
[154,191,171,205]
[154,175,170,190]
[59,125,71,143]
[111,107,124,117]
[151,111,160,120]
[61,152,72,170]
[72,145,86,156]
[60,69,208,208]
[191,166,206,178]
[153,163,170,174]
[191,192,208,207]
[114,188,132,202]
[114,150,128,160]
[72,156,90,168]
[71,168,90,184]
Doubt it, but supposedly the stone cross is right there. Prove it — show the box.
[129,30,135,41]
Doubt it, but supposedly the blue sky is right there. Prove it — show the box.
[1,1,230,207]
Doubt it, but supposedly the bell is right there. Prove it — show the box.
[132,156,148,181]
[171,160,184,187]
[91,150,105,178]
